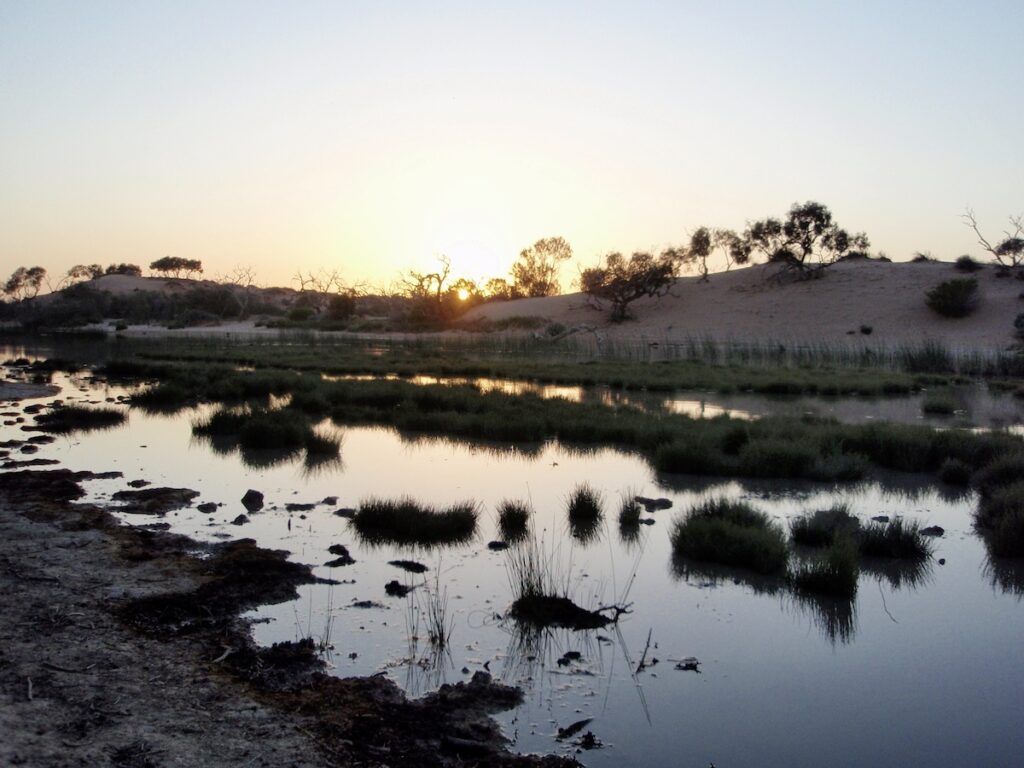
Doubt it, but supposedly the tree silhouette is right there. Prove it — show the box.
[579,249,682,321]
[741,201,868,279]
[963,209,1024,269]
[150,256,203,278]
[3,266,47,301]
[511,237,572,297]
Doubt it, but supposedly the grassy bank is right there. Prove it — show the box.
[110,336,963,397]
[110,361,1024,486]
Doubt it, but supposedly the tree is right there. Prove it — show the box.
[511,236,573,297]
[963,209,1024,269]
[105,263,142,276]
[578,249,682,321]
[150,256,203,278]
[3,266,47,301]
[740,201,869,279]
[58,264,104,289]
[482,277,521,301]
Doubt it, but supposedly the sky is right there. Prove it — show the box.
[1,1,1022,289]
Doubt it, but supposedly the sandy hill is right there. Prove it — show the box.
[464,260,1023,353]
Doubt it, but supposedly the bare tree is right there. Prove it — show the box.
[963,208,1024,269]
[215,265,262,317]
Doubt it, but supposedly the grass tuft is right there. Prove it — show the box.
[496,500,531,543]
[34,405,126,433]
[351,497,477,547]
[670,498,789,575]
[790,504,860,547]
[858,517,932,560]
[791,538,859,598]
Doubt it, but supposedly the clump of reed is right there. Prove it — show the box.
[790,504,860,548]
[858,517,933,560]
[567,483,603,543]
[976,482,1024,557]
[34,405,126,433]
[790,538,859,599]
[670,498,789,575]
[921,391,958,415]
[351,497,478,547]
[505,540,611,630]
[618,492,643,527]
[496,499,531,543]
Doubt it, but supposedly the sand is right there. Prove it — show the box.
[463,260,1023,353]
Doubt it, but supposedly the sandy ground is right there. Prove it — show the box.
[40,259,1024,354]
[463,260,1024,353]
[0,493,321,768]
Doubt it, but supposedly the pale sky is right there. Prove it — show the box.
[1,1,1022,289]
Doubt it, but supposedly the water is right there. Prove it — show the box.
[2,353,1023,766]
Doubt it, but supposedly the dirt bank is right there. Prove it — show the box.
[0,470,575,767]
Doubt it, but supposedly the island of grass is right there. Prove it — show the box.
[670,499,789,575]
[351,497,478,547]
[33,405,126,434]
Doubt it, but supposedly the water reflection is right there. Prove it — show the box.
[861,557,934,591]
[786,591,858,645]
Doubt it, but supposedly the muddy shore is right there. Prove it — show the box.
[0,469,576,767]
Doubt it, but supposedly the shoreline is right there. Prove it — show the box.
[0,469,575,768]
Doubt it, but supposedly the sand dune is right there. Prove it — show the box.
[464,260,1023,353]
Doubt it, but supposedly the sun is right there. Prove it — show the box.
[457,287,470,301]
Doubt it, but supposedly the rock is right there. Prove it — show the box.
[241,489,264,512]
[385,580,413,598]
[197,502,218,514]
[635,496,673,511]
[324,544,355,567]
[674,656,701,672]
[285,502,315,512]
[640,518,656,525]
[321,496,338,505]
[111,486,200,515]
[938,558,946,565]
[231,514,249,526]
[333,507,356,518]
[19,444,39,454]
[128,479,150,488]
[921,525,945,537]
[388,559,428,573]
[872,515,890,523]
[350,600,385,609]
[487,540,509,551]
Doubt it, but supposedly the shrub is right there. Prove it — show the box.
[954,255,983,272]
[791,538,859,598]
[670,498,789,575]
[976,481,1024,531]
[858,517,932,560]
[925,278,979,318]
[352,497,478,547]
[287,306,315,322]
[790,504,860,548]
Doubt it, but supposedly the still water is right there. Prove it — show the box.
[2,352,1023,767]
